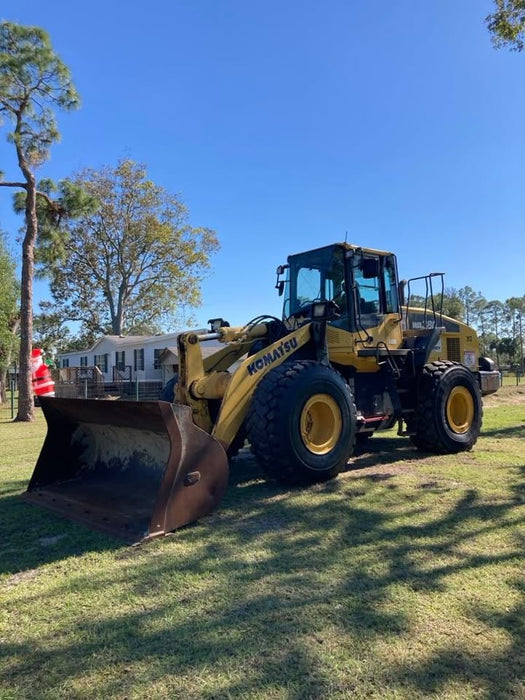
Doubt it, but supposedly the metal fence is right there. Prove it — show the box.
[0,378,166,422]
[501,369,522,387]
[2,368,519,422]
[50,367,163,401]
[101,380,164,401]
[0,381,17,422]
[54,378,163,401]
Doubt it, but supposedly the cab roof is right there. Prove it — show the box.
[288,242,395,260]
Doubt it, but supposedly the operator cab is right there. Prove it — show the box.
[277,243,401,332]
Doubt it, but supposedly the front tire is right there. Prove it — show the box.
[246,360,357,484]
[410,361,482,453]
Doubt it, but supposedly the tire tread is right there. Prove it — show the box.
[410,360,482,453]
[246,360,356,484]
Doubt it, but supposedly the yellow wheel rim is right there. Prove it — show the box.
[446,386,474,434]
[300,394,342,455]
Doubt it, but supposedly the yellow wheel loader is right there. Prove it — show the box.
[24,243,500,543]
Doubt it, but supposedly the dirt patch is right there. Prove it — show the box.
[345,460,419,480]
[5,568,40,587]
[483,385,525,407]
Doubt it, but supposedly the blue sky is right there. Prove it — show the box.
[1,1,524,330]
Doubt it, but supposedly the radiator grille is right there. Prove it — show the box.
[327,327,347,345]
[446,337,461,363]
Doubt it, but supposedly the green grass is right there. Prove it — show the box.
[0,399,524,700]
[501,372,524,388]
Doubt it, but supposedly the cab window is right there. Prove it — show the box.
[383,255,399,314]
[285,245,352,330]
[296,266,322,308]
[354,257,381,316]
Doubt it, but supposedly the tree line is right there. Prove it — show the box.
[0,6,523,418]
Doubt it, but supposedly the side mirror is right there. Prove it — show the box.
[275,264,289,297]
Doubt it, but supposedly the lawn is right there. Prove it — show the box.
[0,389,523,699]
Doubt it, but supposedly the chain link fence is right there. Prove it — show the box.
[0,376,166,422]
[51,367,164,401]
[2,367,519,423]
[0,380,17,422]
[501,369,522,387]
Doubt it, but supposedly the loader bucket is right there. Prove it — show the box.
[23,397,229,544]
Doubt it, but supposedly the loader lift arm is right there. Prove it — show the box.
[175,315,329,451]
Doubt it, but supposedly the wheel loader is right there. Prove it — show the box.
[24,242,500,543]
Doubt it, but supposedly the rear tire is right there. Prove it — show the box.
[246,360,356,484]
[410,361,482,453]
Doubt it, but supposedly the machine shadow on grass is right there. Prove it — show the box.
[481,423,525,439]
[0,436,408,580]
[0,437,388,579]
[0,494,120,577]
[2,456,523,699]
[0,429,515,578]
[210,439,523,697]
[228,433,428,494]
[1,433,523,698]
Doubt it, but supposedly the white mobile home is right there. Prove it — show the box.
[57,333,188,386]
[56,331,223,390]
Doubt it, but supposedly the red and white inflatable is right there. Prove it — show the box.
[31,348,55,399]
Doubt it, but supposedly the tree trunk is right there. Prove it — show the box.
[15,181,37,422]
[114,284,126,335]
[0,370,6,404]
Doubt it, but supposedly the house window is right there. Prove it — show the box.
[62,358,69,368]
[154,348,163,370]
[115,350,126,371]
[80,356,88,367]
[134,348,144,371]
[95,354,108,373]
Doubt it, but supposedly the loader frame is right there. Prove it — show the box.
[23,240,500,543]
